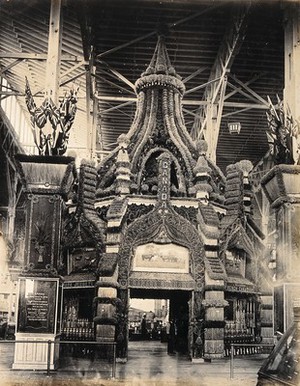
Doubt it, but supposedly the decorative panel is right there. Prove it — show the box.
[132,242,189,273]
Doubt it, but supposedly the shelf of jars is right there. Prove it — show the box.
[61,319,95,341]
[224,322,258,356]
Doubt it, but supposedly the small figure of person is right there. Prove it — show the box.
[167,320,176,354]
[141,313,147,339]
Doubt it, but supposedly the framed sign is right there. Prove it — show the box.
[132,242,189,273]
[17,278,58,334]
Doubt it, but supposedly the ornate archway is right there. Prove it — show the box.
[116,204,206,359]
[118,205,205,291]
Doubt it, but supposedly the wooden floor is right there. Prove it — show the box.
[0,340,267,386]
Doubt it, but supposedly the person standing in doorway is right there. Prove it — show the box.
[168,320,176,354]
[141,313,147,339]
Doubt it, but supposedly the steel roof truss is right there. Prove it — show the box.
[191,3,251,162]
[45,0,63,104]
[96,4,223,59]
[0,59,25,76]
[224,72,266,101]
[226,81,263,105]
[101,101,135,115]
[60,70,86,87]
[97,75,136,96]
[182,66,208,84]
[222,106,253,118]
[0,52,84,61]
[228,73,269,106]
[98,60,135,90]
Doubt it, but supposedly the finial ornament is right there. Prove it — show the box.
[196,139,208,155]
[25,77,78,156]
[135,36,185,95]
[237,160,253,175]
[266,95,300,165]
[117,134,130,149]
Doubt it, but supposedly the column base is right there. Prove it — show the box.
[13,333,60,370]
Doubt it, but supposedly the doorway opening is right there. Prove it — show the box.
[129,288,191,355]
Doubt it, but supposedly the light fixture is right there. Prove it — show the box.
[228,122,241,134]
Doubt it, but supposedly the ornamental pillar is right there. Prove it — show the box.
[95,196,128,360]
[13,154,75,370]
[193,140,212,203]
[261,165,300,333]
[115,135,132,196]
[284,3,300,164]
[203,274,227,360]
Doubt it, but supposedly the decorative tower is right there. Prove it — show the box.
[13,154,76,370]
[96,36,227,360]
[261,164,300,333]
[13,0,78,369]
[95,36,244,361]
[262,97,300,335]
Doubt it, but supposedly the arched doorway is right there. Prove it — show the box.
[129,288,192,356]
[116,203,206,360]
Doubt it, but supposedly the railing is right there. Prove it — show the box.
[0,339,116,378]
[230,343,274,379]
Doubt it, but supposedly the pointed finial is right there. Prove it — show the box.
[135,36,185,95]
[143,35,178,77]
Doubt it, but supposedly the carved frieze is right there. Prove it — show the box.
[118,206,205,291]
[126,204,154,225]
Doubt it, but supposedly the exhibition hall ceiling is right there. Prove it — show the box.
[0,0,284,172]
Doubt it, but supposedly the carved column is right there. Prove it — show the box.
[193,140,212,203]
[95,195,128,360]
[203,276,226,360]
[13,154,75,370]
[284,3,300,165]
[261,165,300,333]
[115,134,131,196]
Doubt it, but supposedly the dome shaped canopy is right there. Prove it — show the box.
[97,36,225,200]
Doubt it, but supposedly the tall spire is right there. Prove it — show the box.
[144,35,176,76]
[135,35,185,95]
[97,35,225,203]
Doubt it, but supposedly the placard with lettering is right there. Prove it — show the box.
[17,278,58,333]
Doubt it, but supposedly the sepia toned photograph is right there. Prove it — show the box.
[0,0,299,385]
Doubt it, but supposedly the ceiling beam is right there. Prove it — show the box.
[98,60,135,90]
[0,73,24,96]
[222,101,270,109]
[226,81,263,104]
[182,107,202,120]
[75,0,93,62]
[97,75,136,96]
[182,67,208,84]
[185,76,222,95]
[95,94,270,110]
[97,3,224,58]
[101,100,135,114]
[191,2,251,162]
[222,106,253,118]
[45,0,63,104]
[59,70,86,87]
[228,73,269,106]
[60,60,87,79]
[224,72,266,101]
[0,52,84,61]
[0,59,24,75]
[32,60,87,96]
